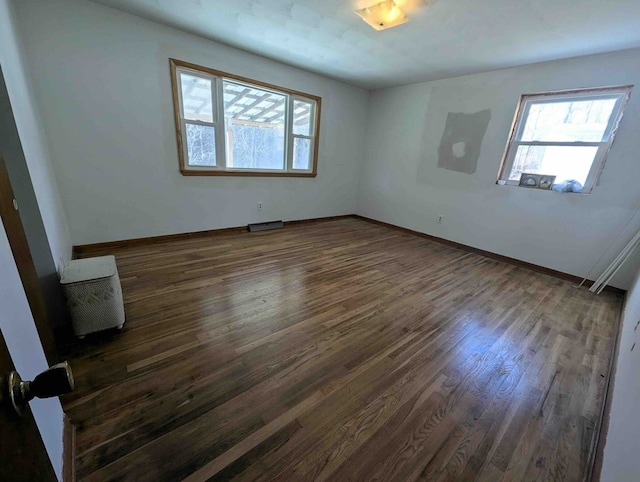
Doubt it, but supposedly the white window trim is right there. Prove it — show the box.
[498,85,633,194]
[170,58,321,177]
[288,96,317,172]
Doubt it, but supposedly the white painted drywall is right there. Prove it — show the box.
[601,266,640,481]
[357,48,640,289]
[0,0,72,270]
[0,221,64,479]
[12,0,369,246]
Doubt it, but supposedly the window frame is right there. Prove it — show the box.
[497,85,633,193]
[169,58,321,177]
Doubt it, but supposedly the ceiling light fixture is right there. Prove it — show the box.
[356,0,408,31]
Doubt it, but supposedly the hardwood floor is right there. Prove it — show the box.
[61,218,622,481]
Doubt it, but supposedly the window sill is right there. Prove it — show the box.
[496,180,591,194]
[180,168,317,178]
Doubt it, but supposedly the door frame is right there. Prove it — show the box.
[0,154,57,364]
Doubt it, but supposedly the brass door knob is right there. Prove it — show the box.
[4,361,74,416]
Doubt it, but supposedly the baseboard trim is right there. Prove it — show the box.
[73,213,626,295]
[63,415,75,482]
[73,215,354,255]
[353,215,626,296]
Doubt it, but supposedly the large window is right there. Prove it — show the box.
[170,59,320,177]
[498,86,632,193]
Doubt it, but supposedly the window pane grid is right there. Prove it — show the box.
[508,145,600,185]
[223,79,287,171]
[292,136,312,170]
[179,72,216,124]
[498,86,632,193]
[223,81,286,126]
[183,121,217,167]
[172,60,319,176]
[517,97,618,143]
[292,99,314,136]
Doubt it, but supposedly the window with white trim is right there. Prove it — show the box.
[498,85,632,193]
[170,59,320,177]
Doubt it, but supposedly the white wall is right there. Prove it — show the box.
[601,266,640,481]
[357,48,640,289]
[0,0,72,269]
[13,0,369,246]
[0,222,64,479]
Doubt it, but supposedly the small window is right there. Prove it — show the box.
[170,59,321,177]
[498,85,632,193]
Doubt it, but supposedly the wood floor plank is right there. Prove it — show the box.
[60,218,622,481]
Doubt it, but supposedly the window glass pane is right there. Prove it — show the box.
[223,80,286,170]
[180,73,214,123]
[520,98,617,142]
[227,124,285,170]
[293,137,311,170]
[509,145,598,186]
[293,100,313,136]
[185,124,216,166]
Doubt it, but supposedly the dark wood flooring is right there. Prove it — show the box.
[61,218,622,481]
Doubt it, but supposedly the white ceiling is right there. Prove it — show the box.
[88,0,640,89]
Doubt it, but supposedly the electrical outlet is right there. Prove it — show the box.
[437,215,444,224]
[257,202,264,212]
